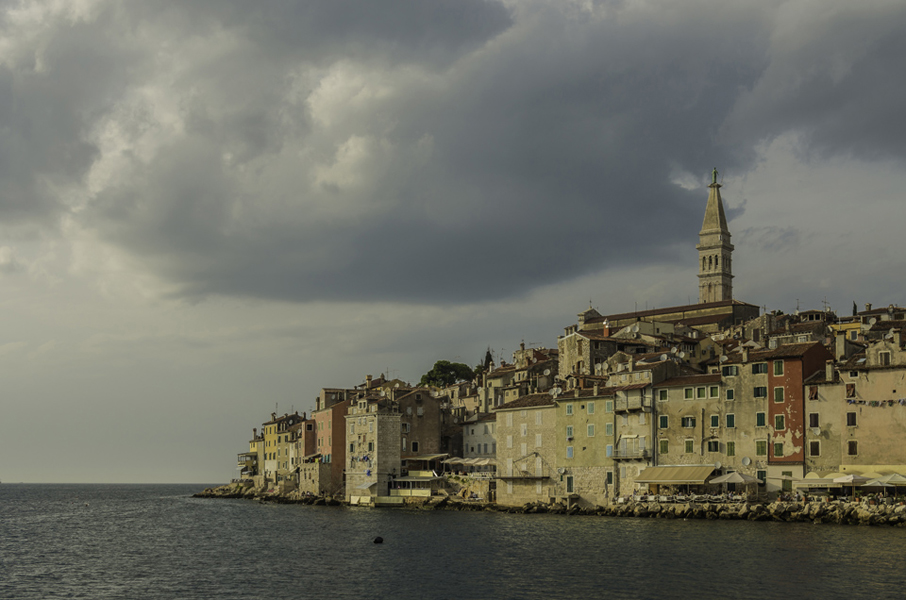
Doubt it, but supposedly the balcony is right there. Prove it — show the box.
[612,448,650,460]
[614,397,652,412]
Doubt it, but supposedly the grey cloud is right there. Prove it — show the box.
[724,2,906,162]
[8,1,903,306]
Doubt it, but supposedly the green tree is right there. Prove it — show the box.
[419,360,475,388]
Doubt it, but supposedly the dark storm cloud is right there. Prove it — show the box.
[7,1,906,304]
[724,2,906,162]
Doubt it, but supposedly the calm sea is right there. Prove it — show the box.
[1,484,904,599]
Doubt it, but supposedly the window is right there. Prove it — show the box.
[566,404,574,415]
[536,412,543,425]
[659,439,668,454]
[506,413,513,427]
[566,425,574,439]
[848,441,858,456]
[401,423,410,433]
[756,412,766,427]
[880,352,892,366]
[755,440,767,456]
[846,412,857,427]
[506,435,513,448]
[349,443,354,453]
[846,383,856,398]
[682,416,696,428]
[808,386,818,400]
[621,415,628,425]
[697,387,706,399]
[774,415,785,430]
[684,439,694,453]
[774,387,785,403]
[726,414,735,428]
[368,441,374,452]
[754,387,767,398]
[710,414,719,428]
[684,388,693,399]
[587,424,595,437]
[707,440,719,452]
[809,413,819,428]
[774,442,784,457]
[605,400,613,413]
[402,437,407,451]
[587,402,595,414]
[638,413,646,425]
[756,470,767,483]
[722,365,738,376]
[773,360,784,375]
[606,444,613,457]
[658,389,668,402]
[606,471,613,485]
[752,363,768,374]
[566,475,574,493]
[521,423,528,437]
[350,424,355,434]
[709,386,719,398]
[566,446,574,458]
[810,441,820,456]
[726,389,735,401]
[605,423,613,436]
[659,415,668,429]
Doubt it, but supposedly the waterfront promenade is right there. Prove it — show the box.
[196,481,906,526]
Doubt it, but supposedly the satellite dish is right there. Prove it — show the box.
[380,390,386,397]
[742,457,751,466]
[678,352,686,359]
[394,383,400,388]
[632,325,640,333]
[870,317,877,325]
[671,347,678,354]
[719,355,728,363]
[714,461,722,470]
[543,369,551,376]
[557,467,565,474]
[659,354,667,362]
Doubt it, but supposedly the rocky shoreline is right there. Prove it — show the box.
[195,484,906,526]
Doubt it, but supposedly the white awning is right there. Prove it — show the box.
[356,481,377,490]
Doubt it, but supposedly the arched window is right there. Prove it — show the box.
[715,255,719,269]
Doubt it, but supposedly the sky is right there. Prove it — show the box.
[2,0,905,483]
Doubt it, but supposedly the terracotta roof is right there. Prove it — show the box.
[494,394,556,411]
[588,299,758,324]
[606,382,650,392]
[554,388,614,400]
[654,374,722,388]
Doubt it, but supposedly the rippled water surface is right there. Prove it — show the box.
[2,484,905,599]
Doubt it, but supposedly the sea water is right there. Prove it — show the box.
[1,484,904,599]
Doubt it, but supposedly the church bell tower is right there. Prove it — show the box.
[697,168,734,303]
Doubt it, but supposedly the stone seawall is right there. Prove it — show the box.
[195,484,906,526]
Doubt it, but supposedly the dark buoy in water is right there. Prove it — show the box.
[373,537,383,544]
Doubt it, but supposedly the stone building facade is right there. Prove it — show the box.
[494,395,558,506]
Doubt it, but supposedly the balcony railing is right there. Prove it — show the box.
[612,448,650,460]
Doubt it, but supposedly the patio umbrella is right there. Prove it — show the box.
[834,474,871,499]
[710,472,760,485]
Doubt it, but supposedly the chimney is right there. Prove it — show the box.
[741,347,749,363]
[366,374,373,388]
[865,303,872,312]
[271,412,277,421]
[574,388,579,398]
[593,383,600,396]
[253,427,257,438]
[825,360,834,382]
[520,341,525,351]
[835,332,847,361]
[629,356,635,372]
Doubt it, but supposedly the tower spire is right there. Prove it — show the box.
[697,168,734,303]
